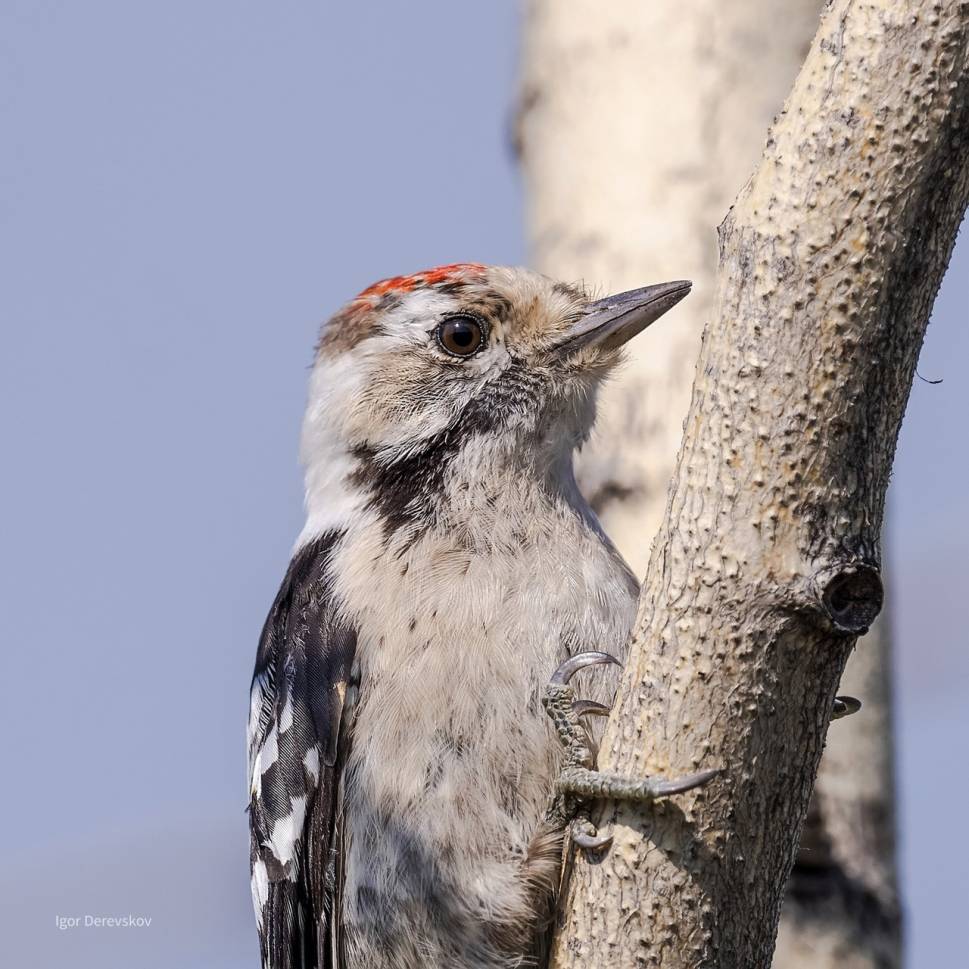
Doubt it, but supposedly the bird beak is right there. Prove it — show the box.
[553,280,692,355]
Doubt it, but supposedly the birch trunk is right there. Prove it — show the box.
[520,0,821,573]
[518,2,902,966]
[519,1,969,965]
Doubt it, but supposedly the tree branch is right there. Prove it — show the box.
[548,2,969,965]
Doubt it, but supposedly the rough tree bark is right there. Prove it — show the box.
[518,2,902,967]
[519,1,969,966]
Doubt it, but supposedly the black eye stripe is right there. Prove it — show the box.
[436,315,486,358]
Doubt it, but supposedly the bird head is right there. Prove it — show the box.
[299,264,689,540]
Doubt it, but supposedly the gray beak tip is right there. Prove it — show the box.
[555,279,693,355]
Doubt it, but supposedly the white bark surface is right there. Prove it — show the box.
[520,0,969,965]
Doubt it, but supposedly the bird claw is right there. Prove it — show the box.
[572,699,610,718]
[571,813,613,851]
[543,651,620,772]
[549,650,620,686]
[543,651,719,853]
[832,695,862,720]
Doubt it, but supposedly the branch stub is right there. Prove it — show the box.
[815,563,884,635]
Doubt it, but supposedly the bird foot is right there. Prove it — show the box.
[542,651,719,852]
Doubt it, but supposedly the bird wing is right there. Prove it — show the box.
[248,532,357,969]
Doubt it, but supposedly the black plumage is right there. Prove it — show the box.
[248,531,356,969]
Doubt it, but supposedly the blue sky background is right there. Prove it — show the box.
[1,3,965,966]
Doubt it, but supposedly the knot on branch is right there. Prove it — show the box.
[812,563,883,635]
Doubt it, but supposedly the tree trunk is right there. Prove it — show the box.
[520,1,969,965]
[520,0,822,574]
[774,612,900,969]
[518,2,903,967]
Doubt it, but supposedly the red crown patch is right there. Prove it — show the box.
[356,263,487,301]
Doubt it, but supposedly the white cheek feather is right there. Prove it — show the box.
[345,293,463,453]
[350,349,509,462]
[267,795,308,869]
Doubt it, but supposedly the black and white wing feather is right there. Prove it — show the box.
[248,532,356,969]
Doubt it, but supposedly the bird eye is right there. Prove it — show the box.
[436,315,485,357]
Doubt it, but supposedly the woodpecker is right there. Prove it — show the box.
[247,263,718,969]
